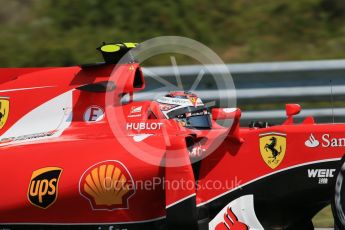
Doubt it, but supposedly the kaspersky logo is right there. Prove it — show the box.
[27,167,62,209]
[79,160,136,210]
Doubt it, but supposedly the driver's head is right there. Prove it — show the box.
[156,91,212,129]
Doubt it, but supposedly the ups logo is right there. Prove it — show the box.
[27,167,62,209]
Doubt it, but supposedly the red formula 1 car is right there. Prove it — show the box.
[1,43,345,230]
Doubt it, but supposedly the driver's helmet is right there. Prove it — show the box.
[156,91,212,129]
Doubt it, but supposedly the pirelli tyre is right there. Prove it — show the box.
[333,159,345,230]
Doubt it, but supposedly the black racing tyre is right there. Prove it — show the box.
[332,160,345,230]
[286,220,314,230]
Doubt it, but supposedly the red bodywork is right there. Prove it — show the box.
[0,62,344,229]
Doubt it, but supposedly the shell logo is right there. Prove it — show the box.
[79,160,136,210]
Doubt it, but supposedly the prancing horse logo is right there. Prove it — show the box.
[0,97,9,129]
[259,133,286,169]
[264,137,282,160]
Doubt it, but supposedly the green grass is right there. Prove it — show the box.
[0,0,345,67]
[313,205,334,228]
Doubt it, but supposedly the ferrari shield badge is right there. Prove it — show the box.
[187,95,198,107]
[259,132,287,169]
[0,97,9,129]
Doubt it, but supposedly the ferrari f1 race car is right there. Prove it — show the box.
[1,42,345,230]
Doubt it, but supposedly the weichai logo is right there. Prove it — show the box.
[27,167,62,209]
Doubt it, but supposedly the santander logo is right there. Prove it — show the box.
[305,134,320,148]
[305,133,345,148]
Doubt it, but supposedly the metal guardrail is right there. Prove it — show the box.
[138,59,345,124]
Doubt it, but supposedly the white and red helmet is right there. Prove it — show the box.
[156,91,212,129]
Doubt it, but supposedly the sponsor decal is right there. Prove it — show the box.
[322,134,345,148]
[215,207,248,230]
[259,132,287,169]
[79,160,135,210]
[209,195,263,229]
[305,134,320,148]
[223,108,236,113]
[188,96,198,107]
[157,97,187,105]
[128,106,142,118]
[133,134,153,142]
[0,131,55,144]
[130,106,142,114]
[128,65,135,71]
[305,134,345,148]
[308,168,336,184]
[157,97,203,107]
[84,106,105,122]
[126,122,163,131]
[159,103,178,111]
[27,167,62,209]
[0,97,9,129]
[188,142,206,157]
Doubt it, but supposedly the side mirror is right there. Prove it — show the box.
[212,108,243,143]
[286,104,301,117]
[212,108,241,120]
[284,104,301,125]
